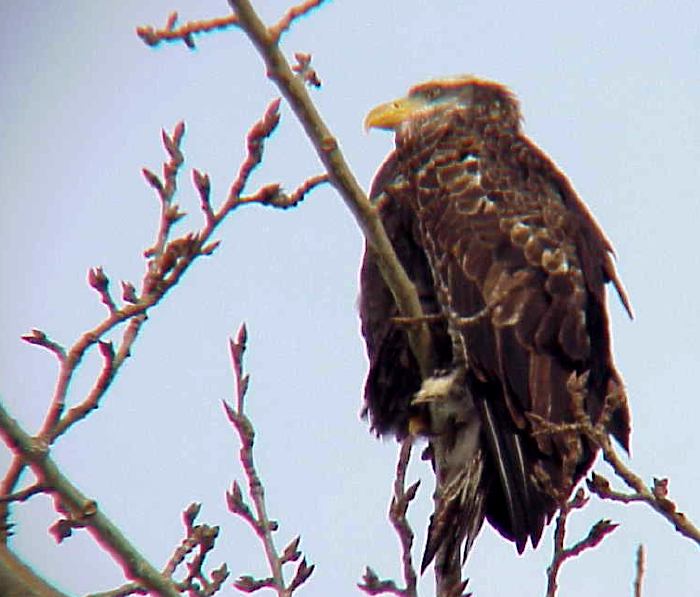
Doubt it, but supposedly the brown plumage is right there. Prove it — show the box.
[359,76,632,575]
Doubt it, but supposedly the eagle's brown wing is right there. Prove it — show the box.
[401,108,631,550]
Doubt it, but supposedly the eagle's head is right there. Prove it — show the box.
[364,75,521,134]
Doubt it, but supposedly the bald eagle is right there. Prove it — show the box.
[359,76,632,575]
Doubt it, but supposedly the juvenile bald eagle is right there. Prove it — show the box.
[359,76,632,574]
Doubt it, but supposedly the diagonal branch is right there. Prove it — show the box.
[226,0,434,379]
[633,544,645,597]
[0,402,179,597]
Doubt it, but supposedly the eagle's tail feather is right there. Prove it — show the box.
[478,395,547,550]
[421,447,486,574]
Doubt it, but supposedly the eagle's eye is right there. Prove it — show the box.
[426,88,441,101]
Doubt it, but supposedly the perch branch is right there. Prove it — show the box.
[226,0,434,379]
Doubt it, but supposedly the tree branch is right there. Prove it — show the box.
[0,402,180,597]
[136,12,239,49]
[359,439,419,597]
[224,325,314,596]
[531,373,700,549]
[226,0,434,378]
[545,488,618,597]
[633,544,645,597]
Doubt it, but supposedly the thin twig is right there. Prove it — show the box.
[591,442,700,546]
[269,0,327,42]
[1,107,327,590]
[545,488,618,597]
[87,582,145,597]
[136,12,239,49]
[224,325,314,596]
[229,99,282,200]
[0,483,47,504]
[633,544,645,597]
[531,373,700,548]
[391,440,419,597]
[359,439,419,597]
[0,455,25,540]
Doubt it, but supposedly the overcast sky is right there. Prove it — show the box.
[1,1,699,596]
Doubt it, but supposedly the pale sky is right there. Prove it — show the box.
[1,1,699,596]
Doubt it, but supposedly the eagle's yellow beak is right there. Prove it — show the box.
[364,96,426,132]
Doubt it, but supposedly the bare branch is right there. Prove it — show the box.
[227,0,434,379]
[588,448,700,546]
[564,378,700,547]
[229,99,282,200]
[291,53,322,88]
[0,544,71,597]
[88,267,117,314]
[269,0,327,42]
[20,329,66,362]
[236,173,329,210]
[224,325,313,596]
[633,544,645,597]
[87,582,146,597]
[530,373,700,548]
[0,483,47,504]
[545,488,618,597]
[136,12,239,49]
[0,456,25,541]
[359,567,405,597]
[0,402,180,597]
[359,439,418,597]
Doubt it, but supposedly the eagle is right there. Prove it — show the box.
[359,76,632,576]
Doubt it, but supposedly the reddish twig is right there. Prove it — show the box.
[587,449,700,546]
[545,488,619,597]
[359,439,419,597]
[236,173,329,209]
[88,503,229,597]
[88,267,117,314]
[1,103,328,588]
[224,325,314,596]
[136,12,239,49]
[0,456,25,541]
[269,0,327,42]
[19,329,66,362]
[229,99,282,200]
[0,483,47,504]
